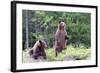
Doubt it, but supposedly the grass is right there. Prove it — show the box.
[46,45,91,61]
[23,45,91,63]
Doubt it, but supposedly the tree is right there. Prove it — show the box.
[22,10,91,49]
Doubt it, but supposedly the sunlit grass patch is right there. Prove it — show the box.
[23,45,91,63]
[46,45,91,61]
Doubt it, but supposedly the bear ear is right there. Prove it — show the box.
[59,20,61,23]
[59,20,64,23]
[39,40,42,44]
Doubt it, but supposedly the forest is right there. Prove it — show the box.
[22,10,91,62]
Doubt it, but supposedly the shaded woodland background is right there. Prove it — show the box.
[22,10,91,50]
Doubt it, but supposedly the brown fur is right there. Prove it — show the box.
[54,21,68,56]
[29,40,47,59]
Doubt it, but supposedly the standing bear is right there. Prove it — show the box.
[54,21,68,56]
[29,40,47,59]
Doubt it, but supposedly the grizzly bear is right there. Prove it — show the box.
[29,40,47,59]
[54,21,68,56]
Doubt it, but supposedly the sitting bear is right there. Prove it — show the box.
[29,40,47,59]
[54,21,68,56]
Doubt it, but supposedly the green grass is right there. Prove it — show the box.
[46,45,91,61]
[23,45,91,63]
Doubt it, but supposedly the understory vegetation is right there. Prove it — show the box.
[23,45,91,63]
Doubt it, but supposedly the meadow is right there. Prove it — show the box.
[23,45,91,63]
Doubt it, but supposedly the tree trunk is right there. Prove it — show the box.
[25,10,29,49]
